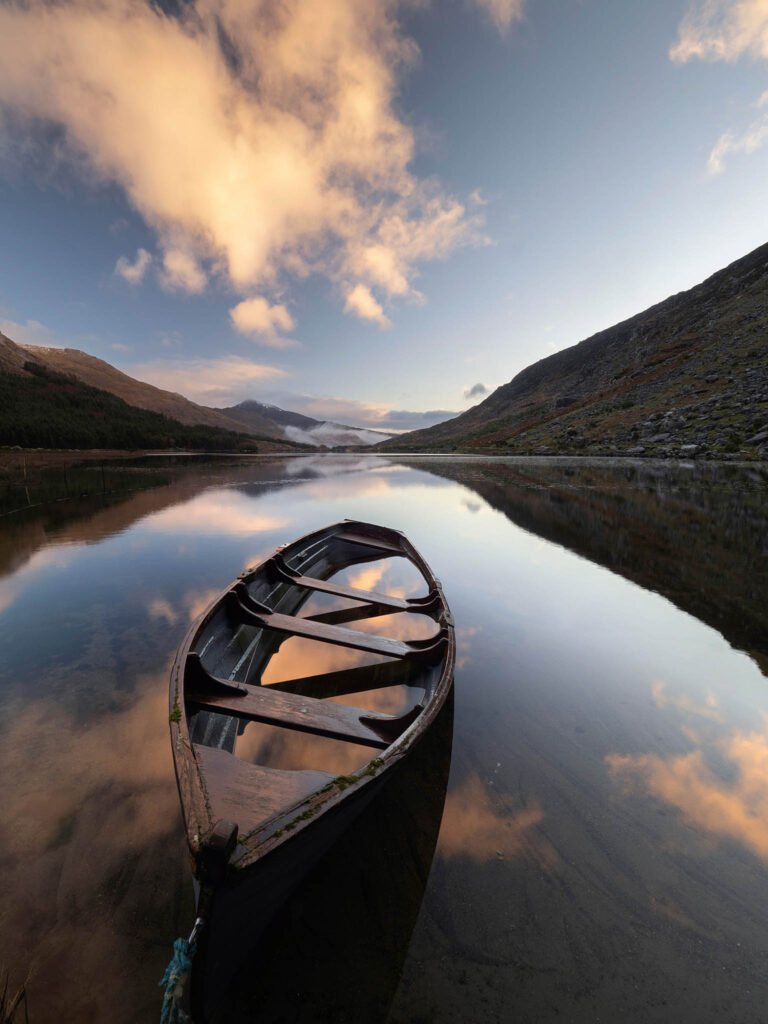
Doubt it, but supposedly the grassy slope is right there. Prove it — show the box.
[17,340,281,437]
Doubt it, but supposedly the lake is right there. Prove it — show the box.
[0,453,767,1023]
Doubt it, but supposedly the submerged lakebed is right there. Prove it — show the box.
[0,453,767,1023]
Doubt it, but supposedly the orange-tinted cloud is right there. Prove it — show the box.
[671,1,768,62]
[472,0,525,34]
[114,246,152,284]
[344,283,392,328]
[671,3,768,176]
[130,356,287,404]
[0,0,483,326]
[230,296,298,348]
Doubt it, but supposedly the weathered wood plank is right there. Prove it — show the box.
[267,659,422,698]
[228,593,424,659]
[304,603,396,626]
[284,572,412,610]
[336,530,404,555]
[189,685,391,748]
[194,744,334,835]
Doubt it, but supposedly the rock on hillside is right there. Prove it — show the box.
[382,242,768,460]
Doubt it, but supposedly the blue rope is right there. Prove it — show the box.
[159,937,193,1024]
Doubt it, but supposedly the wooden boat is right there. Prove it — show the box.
[168,519,455,1015]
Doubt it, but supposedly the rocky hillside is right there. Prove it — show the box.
[383,242,768,459]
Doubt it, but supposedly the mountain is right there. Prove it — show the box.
[221,399,394,448]
[1,331,390,449]
[0,359,260,451]
[382,242,768,459]
[11,339,279,437]
[0,331,313,452]
[219,399,320,434]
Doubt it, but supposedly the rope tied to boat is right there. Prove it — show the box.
[158,917,204,1024]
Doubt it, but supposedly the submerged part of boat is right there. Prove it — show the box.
[168,519,455,1016]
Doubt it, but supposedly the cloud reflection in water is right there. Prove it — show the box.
[438,774,558,868]
[0,671,186,1022]
[608,699,768,862]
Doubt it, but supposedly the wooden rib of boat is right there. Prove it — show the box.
[169,518,455,907]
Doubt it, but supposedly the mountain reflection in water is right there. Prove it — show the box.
[0,454,767,1022]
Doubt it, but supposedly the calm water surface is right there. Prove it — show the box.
[0,454,767,1023]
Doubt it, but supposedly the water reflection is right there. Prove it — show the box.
[0,670,188,1023]
[608,684,768,863]
[0,454,767,1022]
[437,774,557,868]
[401,457,768,675]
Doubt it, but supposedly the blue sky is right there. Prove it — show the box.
[1,0,768,429]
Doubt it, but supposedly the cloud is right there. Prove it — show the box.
[230,296,298,348]
[130,355,287,405]
[671,3,768,174]
[0,318,61,347]
[706,116,768,174]
[463,381,489,399]
[114,246,152,284]
[471,0,526,34]
[159,249,207,293]
[671,0,768,63]
[158,330,182,350]
[0,0,483,328]
[344,283,392,328]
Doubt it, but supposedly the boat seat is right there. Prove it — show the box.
[187,660,423,748]
[269,554,441,615]
[266,658,424,699]
[336,530,404,555]
[227,589,449,663]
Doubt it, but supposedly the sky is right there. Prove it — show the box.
[2,0,768,431]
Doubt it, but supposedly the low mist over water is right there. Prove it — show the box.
[0,454,766,1022]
